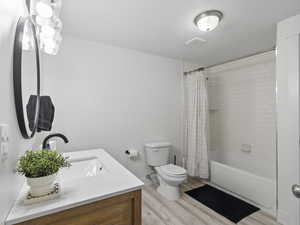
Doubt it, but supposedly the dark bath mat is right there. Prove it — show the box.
[185,185,259,223]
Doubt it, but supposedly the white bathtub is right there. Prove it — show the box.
[210,160,276,213]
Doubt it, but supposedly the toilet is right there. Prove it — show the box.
[145,142,187,200]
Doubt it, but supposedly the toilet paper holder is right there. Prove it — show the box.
[125,148,139,160]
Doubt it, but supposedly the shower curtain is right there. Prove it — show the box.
[183,70,209,179]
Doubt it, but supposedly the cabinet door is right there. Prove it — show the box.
[17,190,141,225]
[51,200,132,225]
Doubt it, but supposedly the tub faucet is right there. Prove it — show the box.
[42,133,69,149]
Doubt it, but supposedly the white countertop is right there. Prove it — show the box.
[6,149,144,225]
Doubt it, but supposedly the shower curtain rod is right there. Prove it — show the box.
[183,67,205,75]
[183,47,275,75]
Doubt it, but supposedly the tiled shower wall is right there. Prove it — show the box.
[207,51,276,180]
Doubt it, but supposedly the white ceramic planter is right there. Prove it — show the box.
[26,173,57,197]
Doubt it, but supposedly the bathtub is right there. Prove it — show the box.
[210,160,276,213]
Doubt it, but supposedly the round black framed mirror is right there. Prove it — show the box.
[13,16,41,139]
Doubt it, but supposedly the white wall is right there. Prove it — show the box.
[276,14,300,225]
[206,51,277,180]
[0,1,34,224]
[39,36,184,179]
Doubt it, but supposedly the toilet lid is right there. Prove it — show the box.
[160,164,186,175]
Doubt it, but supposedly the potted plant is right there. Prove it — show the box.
[16,149,71,197]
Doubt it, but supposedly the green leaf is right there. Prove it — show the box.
[16,150,71,178]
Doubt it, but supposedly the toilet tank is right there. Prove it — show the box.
[145,142,171,167]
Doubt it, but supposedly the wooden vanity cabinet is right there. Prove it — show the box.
[16,190,141,225]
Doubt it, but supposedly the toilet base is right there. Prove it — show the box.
[157,184,181,200]
[154,165,187,201]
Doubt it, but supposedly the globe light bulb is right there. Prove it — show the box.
[41,25,56,37]
[42,37,59,55]
[36,1,53,18]
[35,15,50,26]
[43,38,56,48]
[53,17,63,31]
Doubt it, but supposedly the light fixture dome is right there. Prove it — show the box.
[194,10,223,32]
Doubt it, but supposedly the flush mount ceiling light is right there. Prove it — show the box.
[194,10,223,32]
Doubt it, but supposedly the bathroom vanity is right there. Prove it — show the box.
[6,149,144,225]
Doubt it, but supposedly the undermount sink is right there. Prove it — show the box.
[60,156,104,181]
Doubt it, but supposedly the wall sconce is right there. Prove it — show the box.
[25,0,63,55]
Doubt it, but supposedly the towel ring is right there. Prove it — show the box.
[13,16,41,139]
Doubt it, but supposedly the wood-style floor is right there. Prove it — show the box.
[142,178,281,225]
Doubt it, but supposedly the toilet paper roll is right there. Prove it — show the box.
[127,149,139,157]
[125,149,139,161]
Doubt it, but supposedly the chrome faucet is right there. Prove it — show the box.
[42,133,69,149]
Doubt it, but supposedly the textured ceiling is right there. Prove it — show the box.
[61,0,300,66]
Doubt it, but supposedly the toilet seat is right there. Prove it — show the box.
[159,164,186,177]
